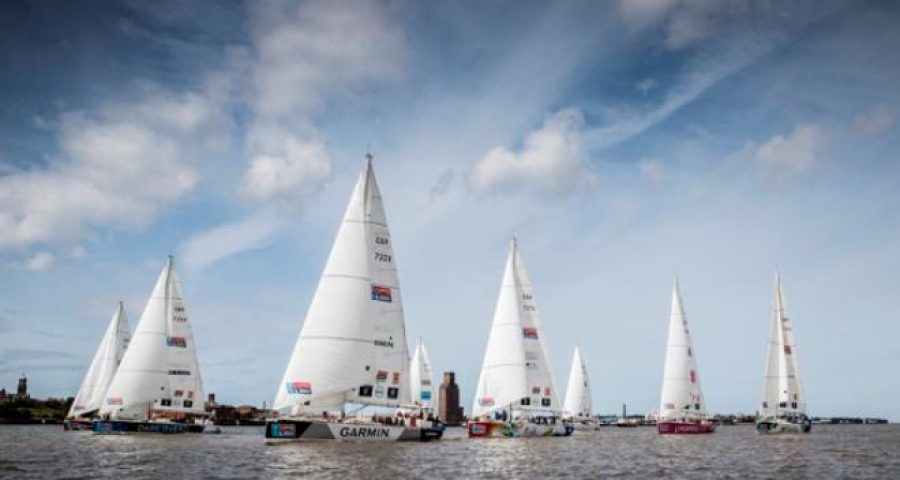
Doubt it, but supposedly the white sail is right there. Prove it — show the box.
[409,340,436,409]
[760,274,805,418]
[68,303,131,418]
[563,345,592,419]
[273,155,411,415]
[99,257,205,419]
[514,245,561,414]
[472,241,528,417]
[658,281,708,422]
[473,240,561,417]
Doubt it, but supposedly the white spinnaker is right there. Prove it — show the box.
[410,341,436,408]
[563,345,592,418]
[658,282,707,422]
[68,303,130,418]
[274,156,411,414]
[514,246,561,413]
[761,274,805,418]
[472,241,528,417]
[100,257,205,419]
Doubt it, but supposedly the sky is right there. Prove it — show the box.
[1,0,898,419]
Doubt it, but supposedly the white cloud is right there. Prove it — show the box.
[180,215,284,271]
[251,0,405,117]
[854,104,896,137]
[238,0,406,207]
[240,136,330,206]
[737,124,829,185]
[470,109,598,195]
[23,251,54,271]
[0,88,226,249]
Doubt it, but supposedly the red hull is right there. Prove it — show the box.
[657,421,716,434]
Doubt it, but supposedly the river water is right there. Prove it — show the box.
[1,424,898,479]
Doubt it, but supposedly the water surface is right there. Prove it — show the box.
[1,424,898,479]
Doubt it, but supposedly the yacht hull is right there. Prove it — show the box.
[92,420,205,434]
[264,419,444,442]
[756,419,811,434]
[657,421,717,434]
[466,420,574,438]
[63,419,94,431]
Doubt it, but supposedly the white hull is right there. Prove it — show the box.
[756,418,811,434]
[265,419,444,442]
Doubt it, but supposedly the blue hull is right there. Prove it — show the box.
[92,420,205,434]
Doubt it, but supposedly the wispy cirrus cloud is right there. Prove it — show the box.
[179,214,284,271]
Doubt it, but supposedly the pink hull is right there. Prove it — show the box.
[657,421,717,434]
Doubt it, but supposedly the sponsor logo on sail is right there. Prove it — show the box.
[420,391,432,400]
[478,396,495,407]
[371,285,392,302]
[166,336,187,348]
[522,327,539,339]
[106,397,123,405]
[286,381,312,394]
[374,338,394,348]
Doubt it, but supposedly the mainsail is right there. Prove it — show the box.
[472,240,559,417]
[273,155,411,415]
[67,303,131,418]
[99,257,205,420]
[658,281,708,422]
[760,274,805,418]
[410,340,435,409]
[562,345,591,419]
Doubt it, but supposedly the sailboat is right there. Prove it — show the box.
[756,273,811,434]
[657,281,716,434]
[562,345,595,430]
[265,154,444,442]
[410,340,436,412]
[93,256,207,434]
[64,302,131,431]
[467,239,573,438]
